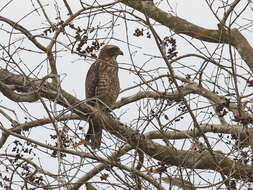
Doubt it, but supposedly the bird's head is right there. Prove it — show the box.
[98,45,123,59]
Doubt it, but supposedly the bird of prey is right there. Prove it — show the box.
[85,45,123,149]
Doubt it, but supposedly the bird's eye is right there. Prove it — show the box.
[110,47,118,51]
[108,47,119,56]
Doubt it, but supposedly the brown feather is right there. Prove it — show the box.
[85,45,122,149]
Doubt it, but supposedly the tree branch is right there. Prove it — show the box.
[0,16,46,51]
[0,69,253,181]
[121,1,253,72]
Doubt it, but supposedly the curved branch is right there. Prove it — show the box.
[0,16,46,51]
[231,28,253,72]
[121,1,232,43]
[1,69,253,181]
[0,82,39,102]
[115,81,253,124]
[146,123,251,146]
[0,114,81,149]
[121,1,253,72]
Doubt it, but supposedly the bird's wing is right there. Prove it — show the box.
[85,60,100,99]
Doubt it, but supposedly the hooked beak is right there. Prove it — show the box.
[119,50,124,56]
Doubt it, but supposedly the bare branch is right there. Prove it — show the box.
[0,16,46,51]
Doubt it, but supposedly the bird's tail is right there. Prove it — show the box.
[85,121,102,149]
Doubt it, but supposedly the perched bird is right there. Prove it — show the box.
[85,45,123,149]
